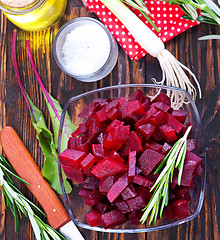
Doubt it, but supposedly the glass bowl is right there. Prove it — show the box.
[53,17,118,82]
[58,84,206,233]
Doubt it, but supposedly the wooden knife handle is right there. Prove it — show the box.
[0,126,70,230]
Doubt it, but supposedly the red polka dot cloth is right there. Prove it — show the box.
[82,0,198,60]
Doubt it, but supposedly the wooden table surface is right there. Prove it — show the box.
[0,0,220,239]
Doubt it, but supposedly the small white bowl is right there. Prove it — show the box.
[53,17,118,82]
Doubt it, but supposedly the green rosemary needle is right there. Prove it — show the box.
[140,126,192,225]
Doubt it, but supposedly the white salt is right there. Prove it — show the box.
[62,24,111,76]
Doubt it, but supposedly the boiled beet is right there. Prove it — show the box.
[150,101,171,112]
[107,119,124,132]
[174,186,191,201]
[107,150,125,163]
[62,165,84,183]
[152,92,171,106]
[96,199,114,215]
[91,157,128,179]
[83,189,104,206]
[166,113,183,134]
[137,149,164,176]
[149,110,166,127]
[128,210,143,225]
[107,173,129,203]
[164,199,189,219]
[133,175,154,188]
[144,140,162,152]
[114,197,132,213]
[93,108,109,123]
[135,123,155,141]
[128,151,137,182]
[186,139,195,152]
[121,184,137,200]
[129,90,144,102]
[92,144,105,161]
[171,109,187,124]
[83,175,99,190]
[86,210,102,227]
[161,142,172,155]
[101,210,126,229]
[159,124,177,142]
[99,175,116,194]
[80,153,96,171]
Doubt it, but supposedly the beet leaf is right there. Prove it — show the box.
[12,30,72,194]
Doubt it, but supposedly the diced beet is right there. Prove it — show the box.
[76,141,91,153]
[101,209,126,229]
[114,197,132,213]
[150,101,171,112]
[152,127,163,141]
[92,144,105,161]
[71,123,87,137]
[149,110,166,127]
[120,132,143,157]
[84,165,93,176]
[159,124,177,142]
[103,125,130,150]
[99,175,116,194]
[107,150,124,163]
[96,199,114,214]
[135,166,142,175]
[129,90,144,102]
[161,142,172,155]
[144,107,158,122]
[172,109,187,124]
[58,149,87,169]
[135,123,155,141]
[78,102,95,118]
[84,189,104,206]
[118,97,129,115]
[80,153,96,171]
[107,108,121,121]
[93,108,109,123]
[134,116,147,128]
[194,164,203,176]
[128,210,143,225]
[107,119,124,132]
[91,157,128,179]
[86,210,102,227]
[152,92,171,106]
[95,132,104,144]
[128,151,136,182]
[105,99,119,112]
[121,100,145,123]
[166,114,183,134]
[174,186,191,201]
[62,165,84,183]
[141,96,151,112]
[164,199,189,219]
[186,139,195,152]
[181,151,202,187]
[144,140,162,152]
[79,188,92,198]
[137,149,164,176]
[121,184,137,200]
[83,175,99,190]
[75,135,87,148]
[170,169,178,190]
[133,175,154,188]
[126,187,151,211]
[88,118,103,141]
[68,137,76,150]
[107,173,129,203]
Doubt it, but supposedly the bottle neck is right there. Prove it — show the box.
[0,0,45,14]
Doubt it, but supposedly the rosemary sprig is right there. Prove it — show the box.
[0,155,66,240]
[121,0,160,32]
[140,126,192,225]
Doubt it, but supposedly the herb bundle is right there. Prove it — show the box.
[0,155,66,240]
[140,126,192,224]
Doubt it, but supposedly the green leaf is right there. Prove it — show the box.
[27,97,72,194]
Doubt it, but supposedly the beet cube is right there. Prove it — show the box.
[105,99,119,112]
[58,149,87,169]
[68,137,76,150]
[91,157,128,179]
[71,123,87,137]
[128,210,143,225]
[84,189,104,206]
[114,197,132,213]
[137,149,164,176]
[129,90,144,102]
[96,199,114,214]
[172,109,187,124]
[88,118,103,141]
[93,108,109,123]
[144,107,158,122]
[78,102,95,118]
[107,108,121,121]
[107,173,129,203]
[159,124,177,142]
[118,97,129,115]
[86,210,102,227]
[194,164,203,176]
[101,210,126,229]
[150,101,171,112]
[121,184,137,200]
[152,92,171,106]
[107,119,124,132]
[62,165,84,183]
[92,144,105,161]
[107,150,124,163]
[83,175,99,190]
[126,187,151,211]
[144,140,162,152]
[166,114,183,134]
[141,96,151,112]
[76,141,91,153]
[135,123,155,141]
[120,131,143,157]
[186,139,195,152]
[103,125,130,150]
[80,153,96,171]
[149,110,166,127]
[161,142,172,155]
[99,175,116,194]
[152,127,163,141]
[174,186,191,201]
[164,199,189,219]
[133,175,154,188]
[79,188,92,198]
[128,151,137,182]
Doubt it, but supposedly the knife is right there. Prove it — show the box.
[0,126,85,240]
